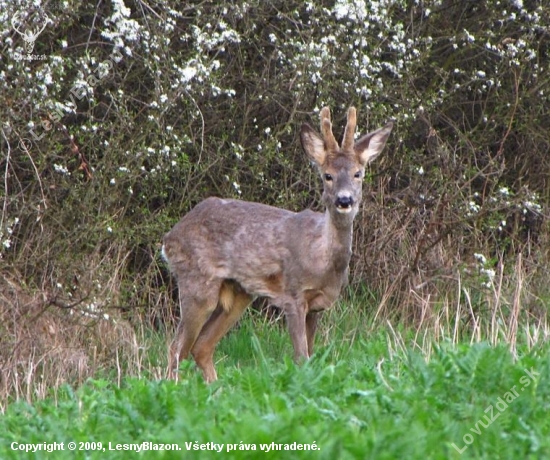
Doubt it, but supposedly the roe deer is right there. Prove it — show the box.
[163,107,392,382]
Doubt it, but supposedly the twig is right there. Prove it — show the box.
[497,69,520,156]
[86,0,103,55]
[16,132,48,210]
[0,128,11,230]
[376,358,393,392]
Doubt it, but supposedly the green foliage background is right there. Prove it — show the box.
[1,331,549,459]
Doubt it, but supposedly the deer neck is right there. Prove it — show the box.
[324,209,354,272]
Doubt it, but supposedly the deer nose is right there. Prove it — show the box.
[335,195,354,209]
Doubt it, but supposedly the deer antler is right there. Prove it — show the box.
[342,107,357,150]
[320,107,339,151]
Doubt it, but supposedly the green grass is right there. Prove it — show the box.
[0,313,549,459]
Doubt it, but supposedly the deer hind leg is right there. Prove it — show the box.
[191,281,251,383]
[168,278,221,380]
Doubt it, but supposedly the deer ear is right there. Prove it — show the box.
[300,123,326,166]
[354,122,393,166]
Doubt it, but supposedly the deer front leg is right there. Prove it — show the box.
[306,311,319,358]
[284,301,309,361]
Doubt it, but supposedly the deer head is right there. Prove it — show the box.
[300,107,393,224]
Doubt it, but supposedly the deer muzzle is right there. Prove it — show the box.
[335,195,354,212]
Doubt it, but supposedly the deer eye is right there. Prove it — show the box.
[324,174,333,181]
[354,171,362,178]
